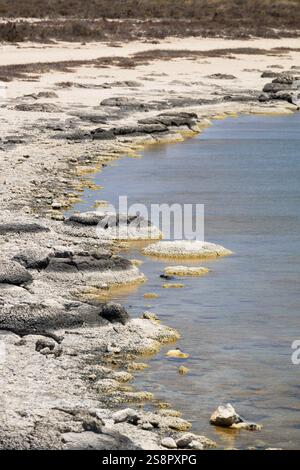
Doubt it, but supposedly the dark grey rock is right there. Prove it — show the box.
[82,418,103,434]
[100,97,145,109]
[35,337,56,352]
[0,302,87,334]
[91,123,167,140]
[272,73,297,85]
[258,93,270,102]
[0,222,49,235]
[101,80,142,88]
[259,91,296,104]
[207,73,236,79]
[271,91,296,104]
[67,212,105,226]
[15,103,61,113]
[0,260,32,285]
[13,247,51,269]
[263,82,293,93]
[100,302,130,325]
[160,274,175,280]
[261,71,280,78]
[138,111,198,129]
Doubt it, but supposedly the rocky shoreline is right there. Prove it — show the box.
[0,37,299,449]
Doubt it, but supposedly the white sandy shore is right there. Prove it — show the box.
[1,36,300,66]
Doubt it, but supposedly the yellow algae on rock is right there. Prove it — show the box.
[127,362,149,372]
[158,402,171,409]
[123,391,154,402]
[130,259,143,267]
[144,292,160,299]
[168,418,192,432]
[178,366,190,375]
[165,266,210,277]
[94,200,109,208]
[166,348,189,359]
[142,311,159,321]
[162,283,185,289]
[158,409,182,418]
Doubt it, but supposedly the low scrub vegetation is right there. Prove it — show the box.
[0,1,299,42]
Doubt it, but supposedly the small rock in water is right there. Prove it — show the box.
[166,348,189,359]
[100,302,129,325]
[160,274,175,280]
[127,362,149,372]
[178,366,190,375]
[210,403,261,431]
[130,259,143,267]
[144,292,160,299]
[231,422,262,431]
[164,266,210,277]
[210,403,242,427]
[161,437,177,449]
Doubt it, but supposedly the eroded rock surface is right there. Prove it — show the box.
[143,240,233,258]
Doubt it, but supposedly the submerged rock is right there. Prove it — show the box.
[178,366,189,375]
[164,266,210,276]
[143,240,232,259]
[162,283,184,288]
[143,292,160,299]
[166,348,189,359]
[160,274,175,280]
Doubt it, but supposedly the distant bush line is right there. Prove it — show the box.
[0,1,299,42]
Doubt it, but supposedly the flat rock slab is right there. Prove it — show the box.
[143,241,232,259]
[164,266,210,276]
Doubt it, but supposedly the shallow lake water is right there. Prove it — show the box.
[73,113,300,449]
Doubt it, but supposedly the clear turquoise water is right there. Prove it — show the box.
[73,113,300,449]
